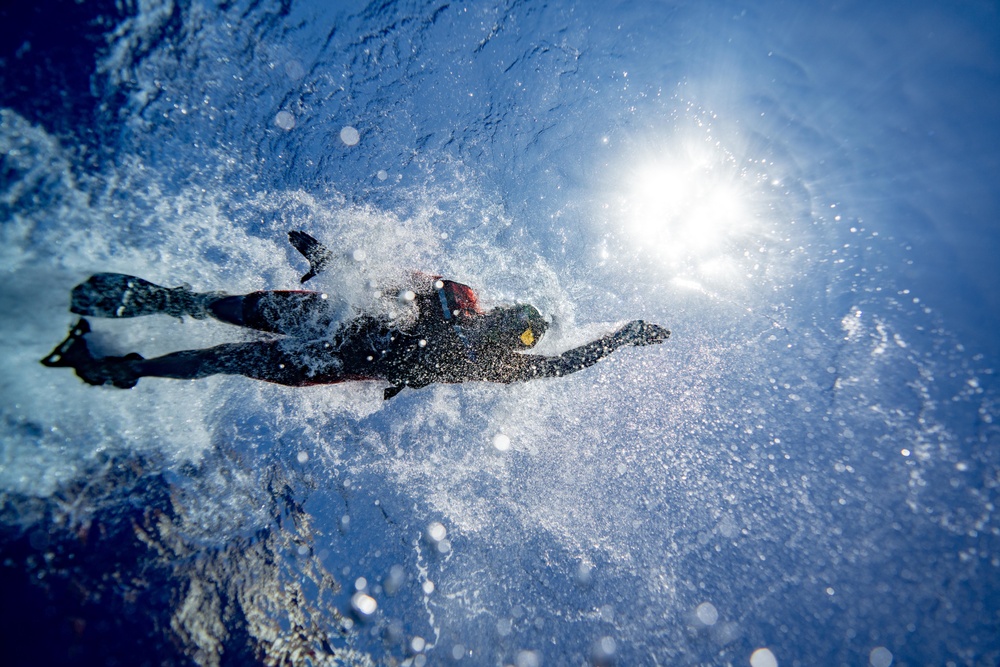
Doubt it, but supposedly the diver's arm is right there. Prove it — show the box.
[503,320,670,382]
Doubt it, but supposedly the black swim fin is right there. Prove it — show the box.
[70,273,224,319]
[289,230,334,283]
[41,318,92,368]
[41,318,143,389]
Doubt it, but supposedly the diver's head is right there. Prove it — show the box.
[481,303,548,349]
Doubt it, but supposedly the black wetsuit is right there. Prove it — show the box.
[132,281,663,399]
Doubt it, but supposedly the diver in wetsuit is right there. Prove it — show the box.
[41,232,670,400]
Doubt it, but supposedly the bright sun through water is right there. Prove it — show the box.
[605,117,791,299]
[626,137,754,264]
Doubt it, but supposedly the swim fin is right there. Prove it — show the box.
[40,318,144,389]
[70,273,224,319]
[289,230,333,283]
[41,318,92,368]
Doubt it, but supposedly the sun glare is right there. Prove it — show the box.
[624,138,753,265]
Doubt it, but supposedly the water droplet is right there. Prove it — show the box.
[340,125,360,146]
[383,564,405,595]
[426,521,447,543]
[590,636,616,666]
[350,592,377,618]
[516,649,542,667]
[750,647,778,667]
[696,601,718,626]
[493,433,511,452]
[274,110,295,130]
[869,647,893,667]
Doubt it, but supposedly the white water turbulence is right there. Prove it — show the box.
[1,1,998,666]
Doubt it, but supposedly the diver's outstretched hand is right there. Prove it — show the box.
[288,230,334,283]
[612,320,670,347]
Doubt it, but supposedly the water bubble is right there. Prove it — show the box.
[516,649,542,667]
[695,601,719,626]
[422,580,435,594]
[274,110,295,130]
[497,618,513,636]
[377,169,388,181]
[340,125,360,146]
[576,562,594,587]
[493,433,512,452]
[398,289,416,303]
[340,514,350,532]
[410,636,426,653]
[750,647,778,667]
[384,564,405,595]
[451,644,466,660]
[436,539,452,554]
[869,647,893,667]
[426,521,447,543]
[284,60,305,80]
[590,636,616,666]
[384,620,404,643]
[296,451,309,463]
[350,592,377,619]
[354,576,367,591]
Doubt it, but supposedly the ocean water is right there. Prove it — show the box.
[1,1,998,665]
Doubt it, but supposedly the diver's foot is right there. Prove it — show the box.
[71,273,227,320]
[73,353,144,389]
[41,318,92,368]
[40,318,143,389]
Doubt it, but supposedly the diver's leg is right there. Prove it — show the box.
[131,340,347,386]
[207,291,339,336]
[71,273,226,320]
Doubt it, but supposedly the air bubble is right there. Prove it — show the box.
[274,110,295,130]
[695,601,718,626]
[493,433,512,451]
[590,636,616,666]
[426,521,447,543]
[869,647,893,667]
[750,647,778,667]
[340,126,360,146]
[350,592,377,618]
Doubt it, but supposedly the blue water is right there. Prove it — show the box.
[2,1,998,665]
